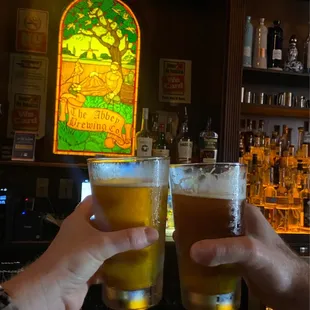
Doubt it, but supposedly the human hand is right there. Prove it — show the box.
[190,204,310,310]
[3,196,159,310]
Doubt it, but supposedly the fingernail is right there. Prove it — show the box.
[144,227,159,243]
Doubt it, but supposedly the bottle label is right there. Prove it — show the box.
[200,150,217,164]
[265,197,277,204]
[178,141,193,162]
[137,137,152,157]
[277,197,289,205]
[293,198,301,206]
[272,49,282,60]
[152,148,170,157]
[243,46,252,57]
[303,198,310,227]
[259,48,266,58]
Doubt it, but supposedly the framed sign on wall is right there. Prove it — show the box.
[53,0,140,156]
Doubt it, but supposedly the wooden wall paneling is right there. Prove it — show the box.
[220,0,246,162]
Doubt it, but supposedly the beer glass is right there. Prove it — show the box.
[169,163,247,310]
[87,157,169,310]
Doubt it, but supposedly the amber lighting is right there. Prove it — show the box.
[53,0,140,156]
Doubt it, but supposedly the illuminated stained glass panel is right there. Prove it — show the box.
[53,0,140,156]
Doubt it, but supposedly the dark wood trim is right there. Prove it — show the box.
[220,0,246,162]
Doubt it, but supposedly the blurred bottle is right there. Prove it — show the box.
[152,124,169,157]
[199,117,218,163]
[243,16,253,67]
[253,18,268,69]
[136,108,152,157]
[267,20,284,70]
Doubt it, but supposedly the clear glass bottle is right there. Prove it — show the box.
[243,16,254,67]
[249,154,263,205]
[303,21,310,73]
[150,113,159,147]
[253,18,268,69]
[176,107,192,164]
[297,127,305,157]
[199,117,218,163]
[275,168,289,232]
[300,175,310,229]
[288,181,302,232]
[264,167,277,227]
[136,108,152,157]
[152,124,170,157]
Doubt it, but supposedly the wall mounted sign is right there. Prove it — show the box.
[7,53,48,139]
[12,131,36,161]
[159,58,192,104]
[53,0,140,156]
[16,8,49,54]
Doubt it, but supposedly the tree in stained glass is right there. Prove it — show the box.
[53,0,140,156]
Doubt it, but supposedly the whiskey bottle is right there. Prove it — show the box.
[300,175,310,228]
[176,107,193,164]
[153,124,170,157]
[165,117,176,162]
[199,117,218,163]
[288,181,302,231]
[275,168,289,232]
[136,108,153,157]
[264,167,277,227]
[249,154,263,205]
[267,20,284,70]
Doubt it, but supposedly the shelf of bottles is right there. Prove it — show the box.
[239,119,310,233]
[243,17,310,75]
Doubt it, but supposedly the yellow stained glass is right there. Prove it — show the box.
[53,0,140,156]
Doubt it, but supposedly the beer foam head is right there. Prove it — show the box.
[170,164,247,200]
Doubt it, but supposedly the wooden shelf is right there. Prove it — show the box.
[243,67,310,88]
[241,103,309,118]
[0,161,87,168]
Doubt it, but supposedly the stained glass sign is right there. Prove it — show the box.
[53,0,140,156]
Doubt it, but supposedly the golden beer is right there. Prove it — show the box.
[91,182,167,290]
[88,157,169,310]
[170,163,246,310]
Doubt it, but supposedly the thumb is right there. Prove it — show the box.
[190,236,267,270]
[93,227,159,262]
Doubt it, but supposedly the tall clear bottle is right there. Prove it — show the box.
[267,20,284,71]
[303,22,310,73]
[243,16,253,68]
[136,108,152,157]
[253,18,268,69]
[264,167,277,227]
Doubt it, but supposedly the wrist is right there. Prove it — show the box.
[2,258,62,310]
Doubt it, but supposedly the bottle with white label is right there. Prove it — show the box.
[243,16,253,67]
[176,107,193,163]
[136,108,153,157]
[153,124,170,157]
[253,18,268,69]
[267,20,283,71]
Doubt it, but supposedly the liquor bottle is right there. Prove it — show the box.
[244,119,254,153]
[253,18,268,69]
[303,22,310,73]
[257,120,265,146]
[288,181,302,231]
[243,16,253,68]
[136,108,153,157]
[264,167,277,227]
[297,127,304,157]
[165,117,176,162]
[279,125,289,154]
[288,145,297,170]
[199,117,218,164]
[251,136,264,166]
[300,175,310,228]
[150,113,159,147]
[284,35,304,73]
[249,154,263,205]
[176,107,192,164]
[296,160,304,191]
[153,124,170,157]
[275,168,289,232]
[303,121,310,157]
[267,20,283,70]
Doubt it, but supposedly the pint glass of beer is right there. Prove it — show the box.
[87,157,169,310]
[169,163,247,310]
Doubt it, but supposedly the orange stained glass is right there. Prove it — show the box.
[53,0,140,156]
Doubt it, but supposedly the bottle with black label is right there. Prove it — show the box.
[176,107,192,163]
[300,175,310,228]
[267,20,283,70]
[136,108,152,157]
[153,124,170,157]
